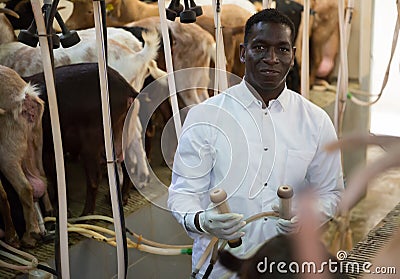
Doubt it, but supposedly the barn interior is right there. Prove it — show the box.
[0,0,399,278]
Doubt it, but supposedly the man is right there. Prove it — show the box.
[168,9,344,278]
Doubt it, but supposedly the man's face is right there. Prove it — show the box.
[240,22,295,96]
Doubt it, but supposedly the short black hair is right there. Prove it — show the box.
[244,9,296,45]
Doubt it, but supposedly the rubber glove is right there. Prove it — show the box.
[272,203,300,235]
[198,208,246,240]
[276,216,300,234]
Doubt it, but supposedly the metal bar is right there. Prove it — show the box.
[92,1,126,278]
[30,0,70,277]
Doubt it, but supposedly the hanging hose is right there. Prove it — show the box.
[46,216,192,249]
[202,240,219,279]
[346,0,400,107]
[191,237,219,278]
[334,0,353,136]
[0,240,58,276]
[212,0,228,94]
[30,0,70,277]
[158,0,182,138]
[300,0,310,99]
[92,1,128,278]
[41,217,192,256]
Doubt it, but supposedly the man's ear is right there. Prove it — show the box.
[239,43,246,63]
[291,46,296,67]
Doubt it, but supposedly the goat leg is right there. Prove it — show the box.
[1,163,40,247]
[0,179,20,248]
[81,153,101,216]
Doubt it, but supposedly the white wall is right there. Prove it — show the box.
[370,0,400,136]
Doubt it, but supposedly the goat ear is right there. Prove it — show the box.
[107,0,121,17]
[218,250,244,273]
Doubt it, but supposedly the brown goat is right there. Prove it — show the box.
[24,63,147,216]
[0,65,51,247]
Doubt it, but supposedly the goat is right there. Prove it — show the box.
[0,178,20,248]
[123,16,216,105]
[310,0,340,82]
[65,0,256,29]
[64,0,251,78]
[0,9,165,93]
[3,0,33,30]
[24,63,149,216]
[0,65,51,248]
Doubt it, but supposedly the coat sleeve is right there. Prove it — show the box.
[167,104,216,237]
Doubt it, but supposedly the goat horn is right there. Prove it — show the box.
[0,8,20,19]
[0,108,6,115]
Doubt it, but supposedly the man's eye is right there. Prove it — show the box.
[280,47,290,52]
[254,45,265,51]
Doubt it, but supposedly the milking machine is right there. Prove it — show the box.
[165,0,228,93]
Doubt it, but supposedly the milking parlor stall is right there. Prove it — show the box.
[0,0,399,278]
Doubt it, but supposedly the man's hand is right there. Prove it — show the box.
[198,209,246,240]
[276,216,300,234]
[272,203,300,235]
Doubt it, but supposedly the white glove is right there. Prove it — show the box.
[272,203,300,235]
[198,209,246,240]
[276,216,300,234]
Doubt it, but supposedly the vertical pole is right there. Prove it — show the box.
[93,1,127,278]
[158,0,182,138]
[212,0,228,94]
[301,0,310,99]
[30,0,70,277]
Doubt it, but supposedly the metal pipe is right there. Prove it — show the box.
[301,0,310,99]
[30,0,70,277]
[158,0,182,138]
[92,1,127,278]
[212,0,228,94]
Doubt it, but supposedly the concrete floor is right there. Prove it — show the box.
[347,145,400,245]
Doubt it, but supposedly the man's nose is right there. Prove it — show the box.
[263,48,279,64]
